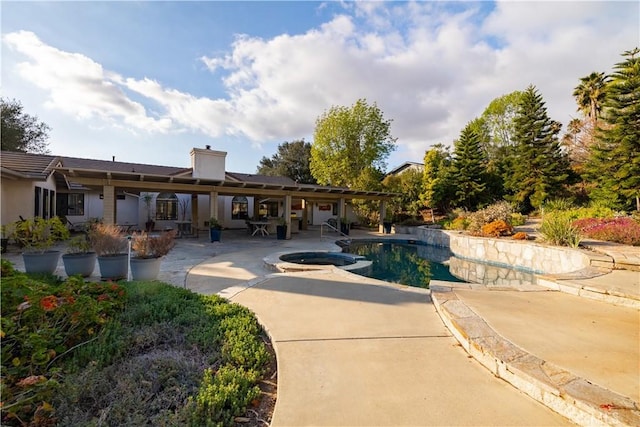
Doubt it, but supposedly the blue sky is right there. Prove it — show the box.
[2,1,638,173]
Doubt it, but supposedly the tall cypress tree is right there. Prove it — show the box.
[507,85,570,211]
[450,120,489,210]
[586,48,640,211]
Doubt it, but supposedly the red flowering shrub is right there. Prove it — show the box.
[573,217,640,246]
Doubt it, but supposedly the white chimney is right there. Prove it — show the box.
[190,147,226,181]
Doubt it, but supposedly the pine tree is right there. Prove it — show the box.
[450,120,489,210]
[507,85,570,211]
[586,48,640,211]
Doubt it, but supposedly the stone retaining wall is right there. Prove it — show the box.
[406,227,591,274]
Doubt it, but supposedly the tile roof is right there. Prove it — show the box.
[58,155,191,176]
[0,151,58,179]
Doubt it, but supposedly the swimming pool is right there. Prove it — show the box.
[341,240,465,288]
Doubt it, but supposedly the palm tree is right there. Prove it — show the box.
[572,72,609,127]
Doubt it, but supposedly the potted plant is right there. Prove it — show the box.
[12,216,70,274]
[276,217,288,240]
[89,223,128,280]
[130,229,176,280]
[62,235,96,277]
[210,217,222,242]
[142,193,155,232]
[1,224,10,254]
[382,213,393,234]
[340,217,351,236]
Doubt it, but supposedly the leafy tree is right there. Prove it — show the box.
[382,168,425,218]
[419,144,454,211]
[256,139,317,184]
[480,91,524,151]
[477,91,524,200]
[586,48,640,211]
[1,98,51,153]
[506,85,571,212]
[310,99,396,189]
[450,120,489,210]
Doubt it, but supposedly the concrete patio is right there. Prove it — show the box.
[2,226,638,425]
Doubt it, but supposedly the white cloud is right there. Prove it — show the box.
[3,1,638,169]
[2,31,172,134]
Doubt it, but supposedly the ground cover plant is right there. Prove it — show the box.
[0,260,273,426]
[573,217,640,246]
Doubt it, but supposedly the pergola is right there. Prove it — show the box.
[54,165,396,239]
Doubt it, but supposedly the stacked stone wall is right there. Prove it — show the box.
[414,227,591,274]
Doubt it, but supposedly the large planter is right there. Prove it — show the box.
[340,223,351,236]
[97,253,129,280]
[276,225,287,240]
[22,251,61,274]
[210,228,222,242]
[383,221,392,234]
[130,257,161,281]
[62,252,97,277]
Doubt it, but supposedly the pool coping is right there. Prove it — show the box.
[263,250,373,275]
[430,280,640,427]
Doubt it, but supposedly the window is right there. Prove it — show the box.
[156,192,178,220]
[34,187,41,217]
[259,202,279,218]
[57,193,85,216]
[231,196,249,220]
[43,189,49,219]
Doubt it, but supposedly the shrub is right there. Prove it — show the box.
[0,263,127,425]
[398,218,425,226]
[512,232,528,240]
[10,216,70,252]
[543,198,576,212]
[573,217,640,246]
[481,220,513,237]
[89,223,127,256]
[510,213,527,227]
[187,366,261,427]
[467,201,513,234]
[131,230,177,259]
[445,216,468,230]
[53,283,271,427]
[539,214,581,248]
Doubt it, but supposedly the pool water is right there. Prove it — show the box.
[342,241,465,288]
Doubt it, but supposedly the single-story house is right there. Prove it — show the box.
[1,147,395,238]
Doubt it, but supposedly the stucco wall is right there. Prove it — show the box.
[411,227,591,275]
[1,176,57,224]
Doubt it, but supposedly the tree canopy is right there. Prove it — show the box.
[419,144,454,211]
[506,85,571,211]
[256,139,317,184]
[450,120,490,210]
[1,98,51,153]
[310,99,396,189]
[586,48,640,210]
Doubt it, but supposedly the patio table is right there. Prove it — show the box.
[250,221,270,236]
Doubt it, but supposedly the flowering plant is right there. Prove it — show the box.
[573,217,640,246]
[0,260,127,424]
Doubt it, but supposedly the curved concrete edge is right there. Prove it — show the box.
[536,275,640,309]
[263,251,373,276]
[430,280,640,427]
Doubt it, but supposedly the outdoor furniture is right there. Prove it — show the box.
[174,221,193,238]
[250,221,269,236]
